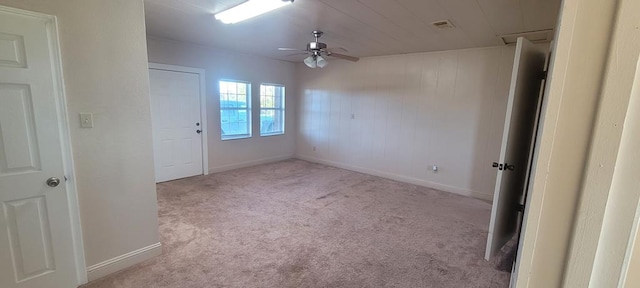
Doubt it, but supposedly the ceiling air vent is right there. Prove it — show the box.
[432,20,455,29]
[499,29,554,45]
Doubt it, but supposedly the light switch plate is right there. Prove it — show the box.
[80,113,93,128]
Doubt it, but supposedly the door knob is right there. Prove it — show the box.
[196,129,201,134]
[46,177,61,187]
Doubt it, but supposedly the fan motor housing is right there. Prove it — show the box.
[307,42,327,51]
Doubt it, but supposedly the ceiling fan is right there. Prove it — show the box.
[278,30,360,68]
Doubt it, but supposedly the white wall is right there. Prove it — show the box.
[0,0,160,277]
[146,37,297,172]
[296,46,515,200]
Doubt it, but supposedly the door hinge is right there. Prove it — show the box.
[541,70,548,80]
[517,204,525,212]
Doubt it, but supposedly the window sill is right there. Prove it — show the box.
[221,135,252,141]
[260,132,285,137]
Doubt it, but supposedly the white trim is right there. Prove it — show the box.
[148,62,209,176]
[209,155,294,173]
[0,5,88,285]
[47,14,89,286]
[620,199,640,287]
[148,62,206,77]
[295,155,494,201]
[86,242,162,282]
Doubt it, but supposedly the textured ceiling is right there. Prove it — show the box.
[144,0,561,62]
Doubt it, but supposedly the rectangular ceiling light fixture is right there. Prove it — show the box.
[214,0,294,24]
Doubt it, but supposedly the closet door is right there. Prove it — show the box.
[485,38,547,260]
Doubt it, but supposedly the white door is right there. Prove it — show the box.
[485,38,547,260]
[0,7,78,288]
[149,68,204,183]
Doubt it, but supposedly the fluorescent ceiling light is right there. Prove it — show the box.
[215,0,294,24]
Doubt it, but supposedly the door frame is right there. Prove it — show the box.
[511,0,625,286]
[148,63,209,176]
[0,5,87,285]
[560,0,640,284]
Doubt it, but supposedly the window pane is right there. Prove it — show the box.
[238,94,247,108]
[220,108,250,137]
[275,86,284,109]
[260,84,284,135]
[220,80,251,139]
[260,109,284,135]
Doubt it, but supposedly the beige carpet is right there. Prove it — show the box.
[82,159,512,288]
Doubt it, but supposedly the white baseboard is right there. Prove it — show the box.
[208,155,294,173]
[295,154,493,202]
[86,242,162,282]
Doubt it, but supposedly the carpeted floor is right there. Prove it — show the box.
[81,159,512,288]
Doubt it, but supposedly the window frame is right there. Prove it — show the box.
[259,83,286,137]
[219,79,252,140]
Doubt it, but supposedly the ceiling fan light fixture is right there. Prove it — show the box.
[214,0,294,24]
[282,30,358,68]
[304,55,317,68]
[316,55,328,68]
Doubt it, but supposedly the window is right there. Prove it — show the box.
[260,84,285,136]
[219,80,251,140]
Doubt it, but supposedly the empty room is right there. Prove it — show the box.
[2,0,640,288]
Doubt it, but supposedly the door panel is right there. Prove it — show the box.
[0,32,27,68]
[0,7,77,288]
[0,84,40,174]
[149,68,203,182]
[485,38,547,260]
[4,196,55,282]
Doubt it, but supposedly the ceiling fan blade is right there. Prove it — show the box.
[285,52,309,57]
[327,52,360,62]
[278,47,303,51]
[326,47,348,53]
